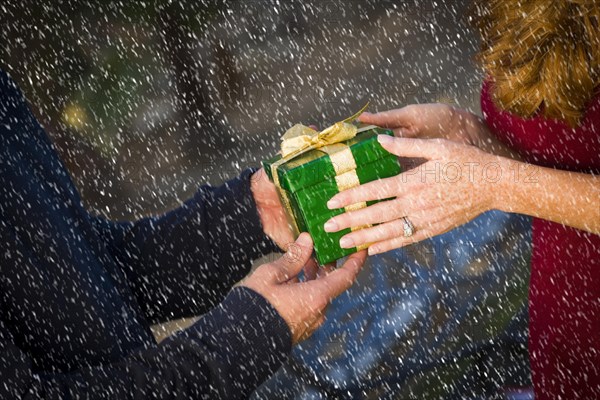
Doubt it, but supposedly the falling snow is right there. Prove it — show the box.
[1,1,599,399]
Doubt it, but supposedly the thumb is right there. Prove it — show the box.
[270,233,313,283]
[358,108,411,129]
[310,250,367,301]
[377,135,447,159]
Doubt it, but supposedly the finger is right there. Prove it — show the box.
[317,262,337,279]
[367,224,443,255]
[376,136,448,159]
[310,250,367,300]
[324,199,406,233]
[303,258,319,281]
[267,233,313,283]
[392,127,419,138]
[358,107,413,129]
[340,206,448,248]
[339,217,414,248]
[328,166,432,210]
[327,175,405,210]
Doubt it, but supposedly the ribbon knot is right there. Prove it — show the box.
[280,121,358,158]
[279,102,370,160]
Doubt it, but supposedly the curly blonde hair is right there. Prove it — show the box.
[472,0,600,127]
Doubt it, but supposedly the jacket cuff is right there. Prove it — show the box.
[182,286,292,396]
[206,168,280,267]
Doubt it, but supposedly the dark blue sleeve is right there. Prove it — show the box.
[91,169,280,324]
[1,68,279,324]
[0,287,291,399]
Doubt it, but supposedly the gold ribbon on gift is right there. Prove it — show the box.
[271,103,376,251]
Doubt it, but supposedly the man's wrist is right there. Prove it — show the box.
[170,286,292,398]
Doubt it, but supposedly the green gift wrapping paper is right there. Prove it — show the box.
[262,127,401,265]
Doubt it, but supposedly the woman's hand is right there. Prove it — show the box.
[359,104,522,160]
[324,135,506,255]
[359,103,480,145]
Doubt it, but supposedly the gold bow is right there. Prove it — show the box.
[270,102,372,240]
[279,102,370,159]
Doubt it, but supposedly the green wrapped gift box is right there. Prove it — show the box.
[262,126,401,265]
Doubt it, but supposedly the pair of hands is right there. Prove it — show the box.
[325,105,505,254]
[241,233,366,344]
[250,168,367,344]
[249,103,501,343]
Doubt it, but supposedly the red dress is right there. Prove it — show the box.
[481,81,600,399]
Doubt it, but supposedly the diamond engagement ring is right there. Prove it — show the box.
[402,217,415,237]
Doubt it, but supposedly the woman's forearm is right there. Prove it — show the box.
[495,156,600,234]
[458,109,599,234]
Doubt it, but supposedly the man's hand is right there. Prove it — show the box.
[251,168,294,250]
[241,233,367,344]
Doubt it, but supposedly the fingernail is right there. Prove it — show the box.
[339,236,354,248]
[327,199,341,209]
[377,134,393,144]
[296,232,312,247]
[367,246,379,256]
[324,220,339,232]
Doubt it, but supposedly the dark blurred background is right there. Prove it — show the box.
[0,0,481,221]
